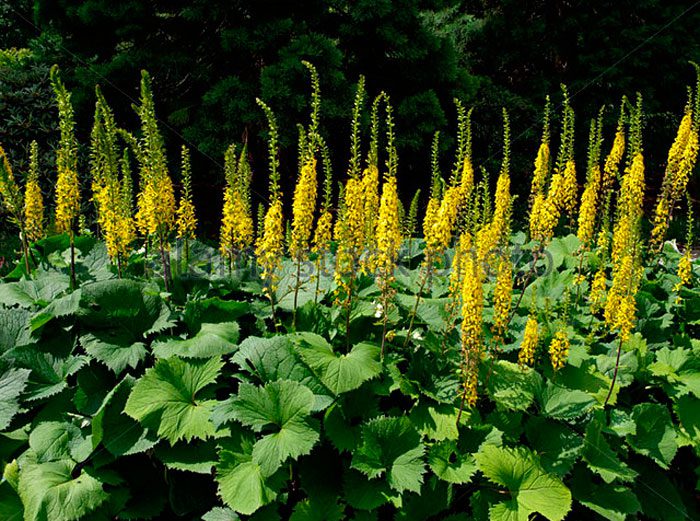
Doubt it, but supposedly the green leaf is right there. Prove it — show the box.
[395,294,451,330]
[3,349,86,402]
[203,507,240,521]
[232,335,332,410]
[290,496,344,521]
[0,274,70,308]
[0,368,30,430]
[582,415,637,483]
[0,480,23,520]
[649,346,700,398]
[155,439,217,474]
[474,445,572,521]
[80,332,147,374]
[410,402,462,441]
[184,298,249,333]
[92,376,158,457]
[152,322,240,359]
[539,382,596,420]
[216,450,278,516]
[343,469,395,511]
[570,467,641,521]
[124,356,222,444]
[674,395,700,448]
[297,334,382,395]
[18,456,108,521]
[0,307,32,353]
[428,440,478,484]
[628,403,678,469]
[30,291,81,331]
[524,417,584,476]
[28,421,90,463]
[351,416,425,493]
[226,380,320,474]
[485,361,542,411]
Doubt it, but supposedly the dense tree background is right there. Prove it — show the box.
[1,0,699,234]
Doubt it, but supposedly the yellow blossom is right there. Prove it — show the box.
[491,256,513,343]
[290,158,318,259]
[23,143,44,242]
[375,176,402,283]
[460,246,484,407]
[529,192,557,243]
[312,209,333,254]
[255,199,284,290]
[549,329,570,371]
[605,254,641,341]
[674,251,692,292]
[518,316,539,367]
[611,153,645,263]
[589,268,607,313]
[530,142,550,199]
[577,165,601,247]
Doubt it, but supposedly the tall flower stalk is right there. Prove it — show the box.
[0,146,31,273]
[24,141,44,244]
[255,98,284,325]
[290,61,321,316]
[51,66,81,288]
[133,71,176,291]
[176,146,197,269]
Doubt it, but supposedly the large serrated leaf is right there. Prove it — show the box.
[351,416,425,493]
[152,322,239,359]
[124,356,222,444]
[474,445,572,521]
[18,455,108,521]
[296,334,381,395]
[224,380,320,475]
[0,368,30,430]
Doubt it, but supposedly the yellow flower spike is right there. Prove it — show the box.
[611,153,645,263]
[530,141,550,200]
[518,316,539,367]
[290,158,318,260]
[24,142,44,242]
[375,175,402,285]
[589,268,608,313]
[312,209,333,254]
[604,254,642,341]
[255,199,284,288]
[674,251,692,292]
[176,146,197,242]
[560,159,578,215]
[549,329,570,371]
[577,165,601,247]
[460,244,485,407]
[491,255,513,344]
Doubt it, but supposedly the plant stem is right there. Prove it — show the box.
[69,230,76,289]
[158,234,170,292]
[292,257,302,327]
[604,335,624,406]
[404,262,431,347]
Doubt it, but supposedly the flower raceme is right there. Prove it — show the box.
[23,143,44,242]
[290,158,318,260]
[530,141,550,201]
[375,175,402,283]
[611,153,645,263]
[255,199,284,291]
[518,316,539,367]
[549,329,570,370]
[577,165,601,247]
[491,256,513,344]
[674,250,692,292]
[460,240,485,407]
